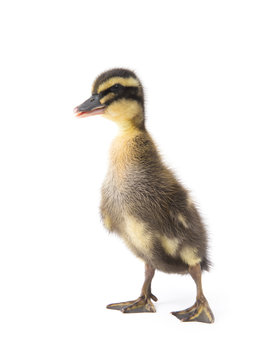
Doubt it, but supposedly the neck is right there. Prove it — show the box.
[118,120,145,135]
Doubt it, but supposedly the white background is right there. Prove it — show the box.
[0,0,259,359]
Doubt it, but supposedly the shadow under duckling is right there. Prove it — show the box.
[74,68,214,323]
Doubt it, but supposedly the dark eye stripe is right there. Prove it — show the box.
[99,87,114,97]
[99,86,143,106]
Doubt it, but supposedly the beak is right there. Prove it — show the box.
[74,94,105,118]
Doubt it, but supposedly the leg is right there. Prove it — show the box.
[107,263,158,313]
[171,263,214,323]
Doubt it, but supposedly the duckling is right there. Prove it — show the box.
[74,68,214,323]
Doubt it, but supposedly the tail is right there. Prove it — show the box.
[200,257,212,272]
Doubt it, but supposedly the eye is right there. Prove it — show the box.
[111,84,121,92]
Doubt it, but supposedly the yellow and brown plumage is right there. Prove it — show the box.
[74,68,214,323]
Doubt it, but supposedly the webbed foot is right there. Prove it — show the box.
[107,294,157,313]
[171,297,214,323]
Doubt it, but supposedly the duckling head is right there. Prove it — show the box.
[74,68,145,131]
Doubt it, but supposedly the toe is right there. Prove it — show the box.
[107,300,136,311]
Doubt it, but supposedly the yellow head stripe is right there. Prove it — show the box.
[97,77,139,93]
[100,92,115,104]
